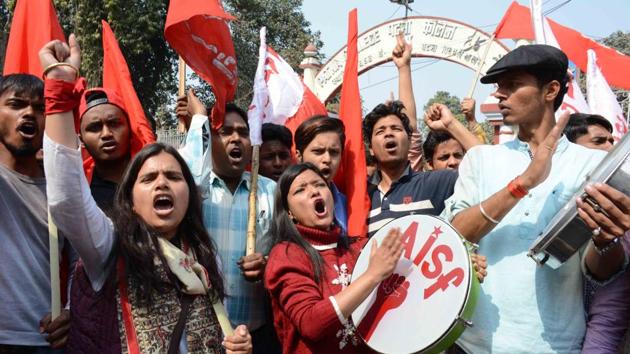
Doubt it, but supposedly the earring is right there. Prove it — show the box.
[292,217,298,224]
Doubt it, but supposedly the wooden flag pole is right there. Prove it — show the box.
[246,145,260,256]
[467,33,496,99]
[212,298,234,336]
[178,56,187,133]
[48,210,61,319]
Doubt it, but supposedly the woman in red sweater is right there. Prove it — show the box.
[264,163,404,354]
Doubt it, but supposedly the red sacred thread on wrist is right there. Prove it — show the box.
[507,176,528,199]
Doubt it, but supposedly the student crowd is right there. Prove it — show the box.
[0,30,628,354]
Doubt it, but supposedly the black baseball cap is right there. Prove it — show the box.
[481,44,568,84]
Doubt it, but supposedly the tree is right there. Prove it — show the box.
[53,0,178,128]
[422,90,494,142]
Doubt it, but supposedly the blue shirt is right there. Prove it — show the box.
[367,165,457,237]
[442,136,605,354]
[330,182,348,234]
[181,114,276,331]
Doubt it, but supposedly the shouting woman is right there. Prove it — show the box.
[41,35,251,353]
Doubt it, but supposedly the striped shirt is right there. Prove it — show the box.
[367,165,457,237]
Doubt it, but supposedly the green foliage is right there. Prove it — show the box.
[1,0,321,129]
[53,0,177,128]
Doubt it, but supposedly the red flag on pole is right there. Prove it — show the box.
[493,1,630,90]
[164,0,237,129]
[333,9,369,238]
[87,20,156,181]
[3,0,65,76]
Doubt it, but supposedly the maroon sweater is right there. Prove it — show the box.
[66,264,121,354]
[264,225,375,354]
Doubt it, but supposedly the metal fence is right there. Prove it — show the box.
[156,129,186,148]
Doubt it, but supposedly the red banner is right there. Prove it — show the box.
[334,9,369,238]
[494,1,630,90]
[3,0,65,76]
[164,0,237,129]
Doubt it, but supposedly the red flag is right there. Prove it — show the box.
[3,0,65,76]
[164,0,237,129]
[80,21,156,182]
[333,9,369,238]
[493,2,630,90]
[494,1,534,40]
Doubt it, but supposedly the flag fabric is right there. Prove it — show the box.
[83,20,156,182]
[247,27,327,150]
[529,1,588,116]
[560,75,590,114]
[587,49,628,141]
[494,1,630,90]
[3,0,65,76]
[333,9,369,238]
[494,1,534,40]
[164,0,237,129]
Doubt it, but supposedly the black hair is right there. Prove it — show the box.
[0,74,43,100]
[363,100,413,147]
[268,163,348,283]
[114,143,225,304]
[523,67,568,112]
[294,115,345,154]
[564,113,613,142]
[262,123,293,150]
[423,131,457,163]
[225,102,249,129]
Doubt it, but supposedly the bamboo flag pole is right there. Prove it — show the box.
[48,210,61,319]
[246,145,260,256]
[467,33,496,99]
[178,56,187,133]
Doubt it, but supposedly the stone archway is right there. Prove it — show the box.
[304,16,510,103]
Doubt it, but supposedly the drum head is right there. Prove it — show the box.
[351,215,473,354]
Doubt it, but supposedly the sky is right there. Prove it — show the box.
[301,0,630,120]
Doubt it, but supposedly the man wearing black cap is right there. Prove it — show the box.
[564,112,615,151]
[440,45,629,353]
[78,88,131,212]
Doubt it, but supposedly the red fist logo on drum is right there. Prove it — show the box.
[351,215,479,354]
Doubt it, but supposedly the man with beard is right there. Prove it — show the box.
[179,91,279,354]
[0,74,70,353]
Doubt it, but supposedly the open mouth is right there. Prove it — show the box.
[319,167,331,178]
[153,194,174,215]
[17,121,37,139]
[384,140,397,152]
[313,198,327,218]
[228,147,242,160]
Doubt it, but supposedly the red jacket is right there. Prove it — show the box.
[264,225,374,354]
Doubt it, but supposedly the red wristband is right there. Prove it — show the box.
[45,78,86,133]
[45,77,86,115]
[507,176,528,199]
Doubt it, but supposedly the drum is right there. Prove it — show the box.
[528,132,630,268]
[350,215,479,354]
